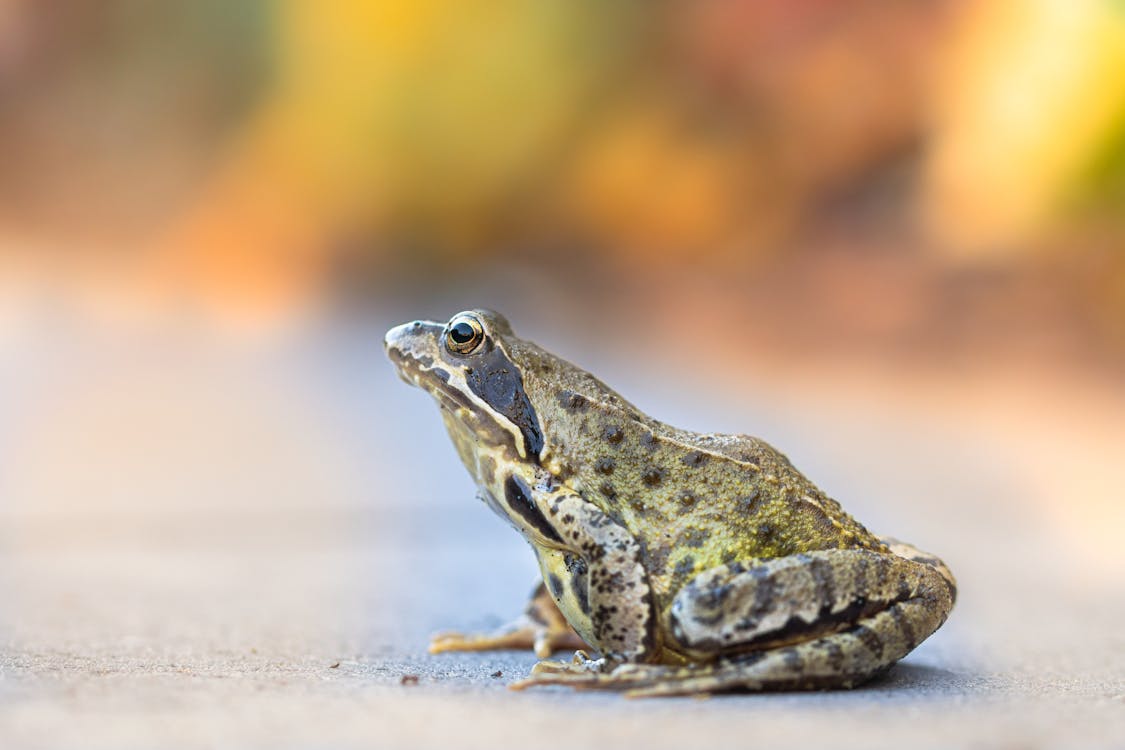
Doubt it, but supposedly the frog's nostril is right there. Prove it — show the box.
[412,321,423,330]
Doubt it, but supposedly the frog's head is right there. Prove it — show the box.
[384,310,545,461]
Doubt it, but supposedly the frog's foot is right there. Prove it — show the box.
[509,642,890,698]
[513,649,603,678]
[510,658,722,697]
[429,583,587,659]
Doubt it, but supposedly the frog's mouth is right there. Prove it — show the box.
[384,321,471,409]
[385,320,530,457]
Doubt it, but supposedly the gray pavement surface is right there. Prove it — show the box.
[1,313,1124,749]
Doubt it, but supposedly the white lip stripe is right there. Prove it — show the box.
[406,356,529,460]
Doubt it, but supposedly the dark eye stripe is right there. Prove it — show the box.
[504,474,562,544]
[463,346,544,458]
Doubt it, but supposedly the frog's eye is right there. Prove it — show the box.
[445,314,485,355]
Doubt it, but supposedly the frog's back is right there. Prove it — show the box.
[542,394,883,597]
[504,331,884,605]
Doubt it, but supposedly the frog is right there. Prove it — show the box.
[384,309,956,696]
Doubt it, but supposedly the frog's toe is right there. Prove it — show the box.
[428,614,584,657]
[428,621,541,654]
[514,651,600,681]
[509,661,680,692]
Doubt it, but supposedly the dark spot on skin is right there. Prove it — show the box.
[757,522,776,542]
[594,457,616,475]
[558,390,588,411]
[564,555,591,615]
[681,450,708,467]
[853,623,884,659]
[640,431,656,449]
[600,482,618,500]
[896,574,913,602]
[822,640,846,672]
[503,474,562,544]
[603,425,624,444]
[745,568,778,627]
[564,553,586,575]
[689,579,733,618]
[673,556,696,578]
[809,557,835,608]
[738,488,761,512]
[547,573,565,600]
[641,467,665,486]
[637,539,672,579]
[431,368,451,382]
[891,604,917,649]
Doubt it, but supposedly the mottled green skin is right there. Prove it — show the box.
[501,330,888,623]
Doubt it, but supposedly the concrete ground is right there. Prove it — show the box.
[1,312,1123,750]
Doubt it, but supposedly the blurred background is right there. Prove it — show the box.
[1,0,1124,336]
[1,2,1124,747]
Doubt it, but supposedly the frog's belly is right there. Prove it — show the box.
[534,547,598,649]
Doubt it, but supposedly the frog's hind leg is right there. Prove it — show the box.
[513,548,955,696]
[664,548,955,691]
[430,582,587,658]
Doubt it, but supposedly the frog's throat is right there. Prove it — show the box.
[388,345,534,460]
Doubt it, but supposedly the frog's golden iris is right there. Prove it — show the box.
[385,310,956,696]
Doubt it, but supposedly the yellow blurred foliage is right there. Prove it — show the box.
[160,0,638,266]
[559,101,750,259]
[924,0,1125,255]
[6,0,1125,324]
[156,0,948,306]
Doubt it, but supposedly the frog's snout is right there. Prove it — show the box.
[384,318,447,386]
[384,320,428,355]
[383,322,406,354]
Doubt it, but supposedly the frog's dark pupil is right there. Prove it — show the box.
[450,322,476,344]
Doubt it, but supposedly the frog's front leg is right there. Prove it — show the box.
[530,487,657,663]
[434,470,655,669]
[517,546,954,695]
[429,581,587,658]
